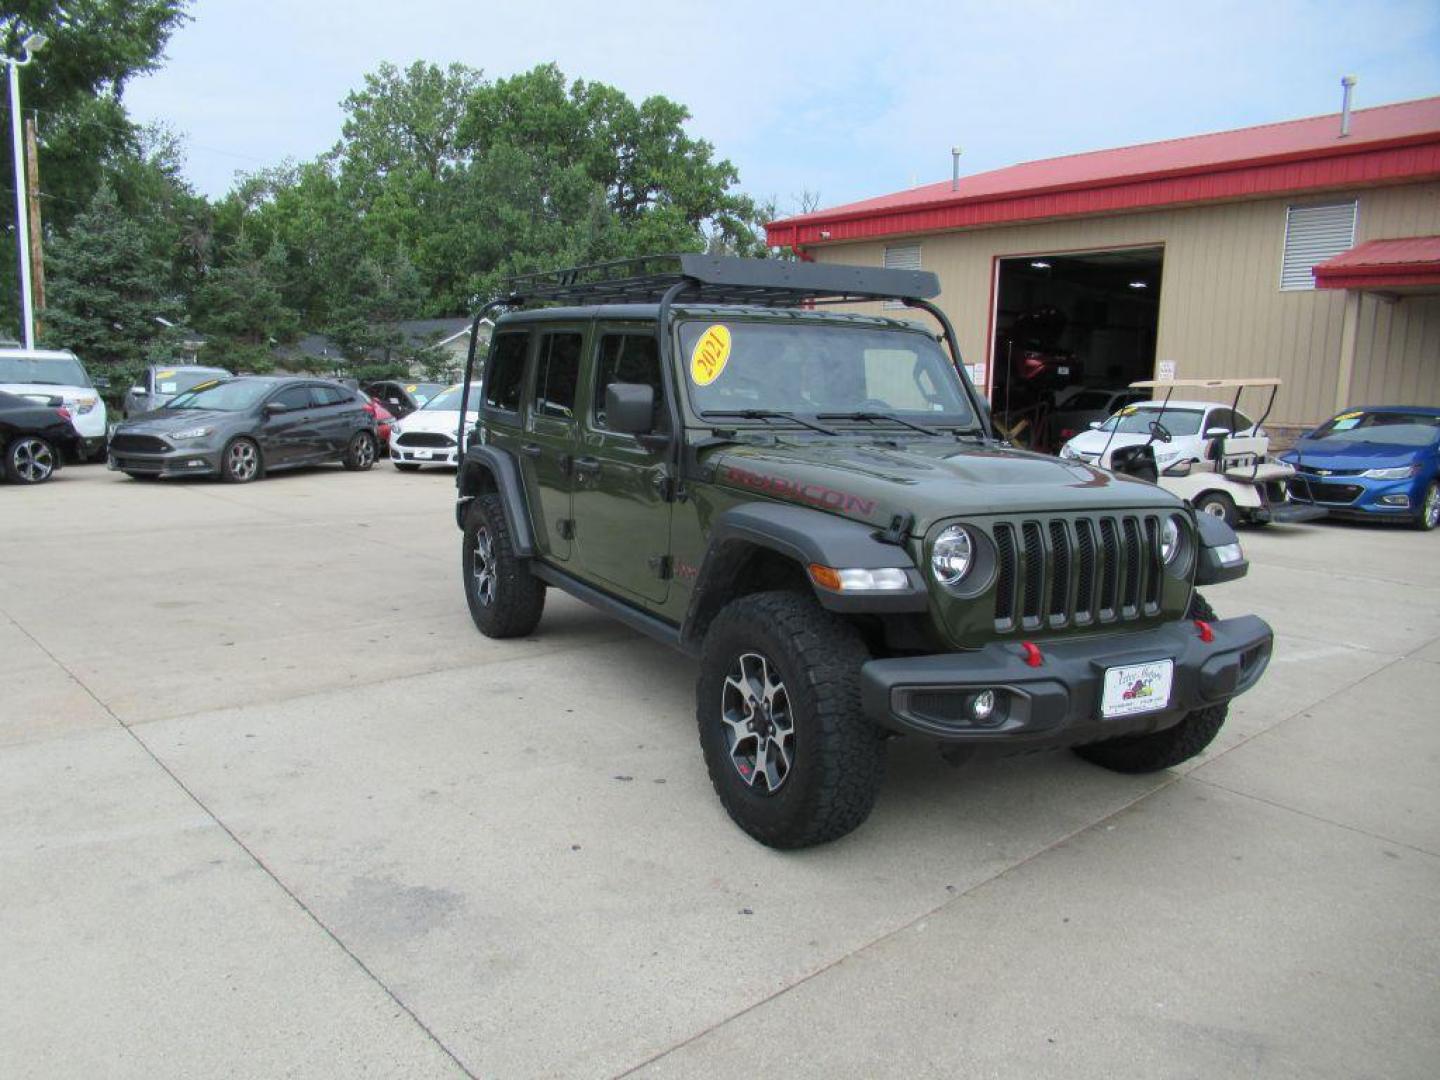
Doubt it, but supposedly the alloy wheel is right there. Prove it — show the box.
[228,441,258,481]
[1201,501,1228,518]
[471,526,496,606]
[12,438,54,482]
[1425,484,1439,529]
[354,434,375,468]
[720,651,794,793]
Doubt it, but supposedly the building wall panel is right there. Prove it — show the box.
[812,182,1440,426]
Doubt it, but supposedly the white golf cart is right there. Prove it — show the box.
[1101,378,1327,527]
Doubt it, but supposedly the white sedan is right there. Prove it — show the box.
[1058,399,1261,472]
[389,383,481,470]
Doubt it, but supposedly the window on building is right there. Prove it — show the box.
[1280,202,1357,291]
[883,243,922,308]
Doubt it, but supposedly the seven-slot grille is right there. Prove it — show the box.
[991,514,1165,632]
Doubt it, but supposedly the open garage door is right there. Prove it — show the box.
[990,246,1163,451]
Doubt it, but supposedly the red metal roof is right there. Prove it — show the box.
[1312,235,1440,290]
[767,97,1440,248]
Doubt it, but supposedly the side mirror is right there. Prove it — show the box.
[264,401,287,416]
[1205,426,1232,439]
[1088,420,1102,430]
[605,383,655,435]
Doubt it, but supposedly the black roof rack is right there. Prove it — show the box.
[497,253,940,309]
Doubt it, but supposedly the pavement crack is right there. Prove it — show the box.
[0,608,479,1080]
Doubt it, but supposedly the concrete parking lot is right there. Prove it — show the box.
[2,463,1437,1079]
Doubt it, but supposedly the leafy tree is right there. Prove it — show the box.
[40,182,184,386]
[189,236,299,373]
[2,1,191,335]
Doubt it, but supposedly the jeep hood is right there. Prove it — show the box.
[710,438,1179,532]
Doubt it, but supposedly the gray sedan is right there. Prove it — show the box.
[107,376,378,483]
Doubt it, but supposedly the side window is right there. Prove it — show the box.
[592,333,662,431]
[484,332,529,412]
[1232,410,1255,433]
[534,332,583,420]
[310,385,347,407]
[272,385,313,411]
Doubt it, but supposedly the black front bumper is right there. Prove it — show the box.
[860,615,1273,750]
[108,449,221,477]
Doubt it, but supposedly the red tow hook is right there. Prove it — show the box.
[1020,641,1044,668]
[1194,620,1215,644]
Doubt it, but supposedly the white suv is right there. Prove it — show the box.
[0,346,108,460]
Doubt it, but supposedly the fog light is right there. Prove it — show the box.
[971,690,996,721]
[1379,494,1410,507]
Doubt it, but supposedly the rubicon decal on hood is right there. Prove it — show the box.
[723,465,877,516]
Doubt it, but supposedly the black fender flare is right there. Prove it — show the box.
[680,502,928,651]
[1193,511,1248,585]
[455,446,536,556]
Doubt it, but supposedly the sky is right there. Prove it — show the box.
[124,0,1440,219]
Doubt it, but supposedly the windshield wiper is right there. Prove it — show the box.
[702,410,839,435]
[817,411,947,437]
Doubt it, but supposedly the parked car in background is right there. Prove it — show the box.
[1048,388,1150,445]
[123,364,232,418]
[0,346,107,461]
[1283,406,1440,530]
[389,382,480,470]
[108,377,378,483]
[363,396,396,453]
[362,380,447,419]
[0,390,83,484]
[1059,399,1262,473]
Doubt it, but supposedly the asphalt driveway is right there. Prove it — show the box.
[2,464,1437,1078]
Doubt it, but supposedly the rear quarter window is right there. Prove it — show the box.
[485,332,530,413]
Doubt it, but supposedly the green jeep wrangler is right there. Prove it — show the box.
[453,255,1273,848]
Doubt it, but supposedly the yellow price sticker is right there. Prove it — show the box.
[690,325,732,386]
[1118,405,1138,416]
[1334,411,1362,421]
[156,369,176,380]
[405,384,419,393]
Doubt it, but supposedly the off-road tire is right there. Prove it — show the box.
[220,437,262,483]
[4,435,58,484]
[393,462,422,473]
[697,590,886,849]
[1073,592,1227,773]
[342,431,376,471]
[1194,491,1238,527]
[462,494,545,638]
[1414,481,1439,531]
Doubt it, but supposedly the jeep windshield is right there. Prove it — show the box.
[166,379,272,411]
[679,321,975,429]
[0,354,92,387]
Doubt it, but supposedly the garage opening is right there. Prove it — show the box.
[990,246,1163,452]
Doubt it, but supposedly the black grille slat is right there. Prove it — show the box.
[1098,518,1120,617]
[1048,520,1071,622]
[395,431,455,448]
[109,433,170,453]
[1021,522,1044,626]
[1121,517,1142,613]
[994,524,1017,627]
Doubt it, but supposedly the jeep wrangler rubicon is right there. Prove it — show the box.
[452,255,1273,849]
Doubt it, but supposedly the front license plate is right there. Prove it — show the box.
[1100,659,1174,718]
[415,450,434,459]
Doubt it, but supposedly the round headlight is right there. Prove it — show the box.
[931,525,974,587]
[1161,516,1181,564]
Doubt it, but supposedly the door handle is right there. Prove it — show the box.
[572,456,601,478]
[520,444,543,459]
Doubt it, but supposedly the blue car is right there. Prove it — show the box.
[1282,406,1440,530]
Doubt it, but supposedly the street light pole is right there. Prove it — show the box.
[4,32,47,351]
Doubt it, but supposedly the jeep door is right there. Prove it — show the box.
[520,328,585,561]
[572,328,672,604]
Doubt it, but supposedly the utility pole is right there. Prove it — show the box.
[3,32,48,351]
[24,114,44,338]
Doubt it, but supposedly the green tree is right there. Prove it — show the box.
[40,182,184,386]
[189,236,300,373]
[2,1,191,335]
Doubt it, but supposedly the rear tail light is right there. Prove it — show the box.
[57,407,72,421]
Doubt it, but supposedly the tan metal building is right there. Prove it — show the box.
[767,97,1440,440]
